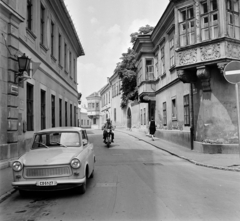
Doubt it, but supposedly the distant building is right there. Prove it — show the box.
[86,92,101,129]
[0,0,84,167]
[78,106,91,129]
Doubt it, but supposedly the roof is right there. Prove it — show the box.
[36,127,83,134]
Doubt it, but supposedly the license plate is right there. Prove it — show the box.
[36,181,57,186]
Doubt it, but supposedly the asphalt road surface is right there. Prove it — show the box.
[0,130,240,221]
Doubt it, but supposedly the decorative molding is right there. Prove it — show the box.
[217,62,228,75]
[200,43,221,61]
[226,42,240,59]
[179,49,197,65]
[196,66,211,92]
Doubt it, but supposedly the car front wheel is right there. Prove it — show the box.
[77,178,86,194]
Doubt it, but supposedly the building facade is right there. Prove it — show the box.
[86,92,101,129]
[0,0,84,167]
[134,0,240,152]
[100,82,111,127]
[78,106,91,129]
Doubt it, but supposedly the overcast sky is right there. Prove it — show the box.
[64,0,169,105]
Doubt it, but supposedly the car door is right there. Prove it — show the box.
[82,130,94,175]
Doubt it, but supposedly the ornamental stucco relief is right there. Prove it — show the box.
[179,49,197,65]
[226,42,240,59]
[200,44,221,61]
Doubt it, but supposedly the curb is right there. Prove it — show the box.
[0,188,16,204]
[117,130,240,172]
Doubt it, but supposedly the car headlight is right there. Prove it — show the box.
[12,161,23,172]
[70,158,81,169]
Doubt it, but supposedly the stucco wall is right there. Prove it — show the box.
[195,67,239,144]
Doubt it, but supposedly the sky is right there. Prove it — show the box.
[63,0,169,105]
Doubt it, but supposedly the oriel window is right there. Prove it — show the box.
[200,0,219,41]
[227,0,240,39]
[27,0,32,30]
[179,6,195,46]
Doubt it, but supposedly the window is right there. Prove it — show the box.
[93,118,96,124]
[155,53,159,76]
[161,46,165,75]
[70,104,72,126]
[200,0,218,41]
[146,59,154,80]
[74,106,76,126]
[184,95,190,126]
[169,38,175,67]
[179,6,195,46]
[59,98,62,127]
[51,21,54,56]
[27,83,34,131]
[73,58,76,81]
[114,108,116,122]
[81,119,83,125]
[144,108,146,125]
[40,4,45,45]
[65,101,67,126]
[69,52,72,76]
[27,0,32,30]
[172,97,177,120]
[163,102,167,126]
[96,102,99,109]
[51,95,55,127]
[41,90,46,130]
[141,109,143,125]
[227,0,240,39]
[58,34,61,65]
[64,43,67,71]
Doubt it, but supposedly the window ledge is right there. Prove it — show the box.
[40,43,48,53]
[26,28,36,40]
[51,55,57,62]
[169,65,176,73]
[160,73,166,79]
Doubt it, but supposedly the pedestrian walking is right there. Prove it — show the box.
[149,117,156,141]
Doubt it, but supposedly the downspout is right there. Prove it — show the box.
[190,83,194,150]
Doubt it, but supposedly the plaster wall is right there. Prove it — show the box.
[195,67,239,144]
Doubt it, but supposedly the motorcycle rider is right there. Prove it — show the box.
[103,118,114,143]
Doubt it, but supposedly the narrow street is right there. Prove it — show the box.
[0,130,240,221]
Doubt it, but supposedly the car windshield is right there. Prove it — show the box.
[32,132,81,149]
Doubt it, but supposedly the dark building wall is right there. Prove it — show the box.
[195,67,239,144]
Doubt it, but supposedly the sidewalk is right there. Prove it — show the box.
[115,128,240,172]
[0,128,239,203]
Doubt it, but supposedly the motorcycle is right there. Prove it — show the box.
[105,129,112,148]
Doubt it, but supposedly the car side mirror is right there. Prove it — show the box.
[82,139,88,146]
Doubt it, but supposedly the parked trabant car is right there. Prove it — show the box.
[12,127,95,196]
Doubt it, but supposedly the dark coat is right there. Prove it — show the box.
[149,120,156,135]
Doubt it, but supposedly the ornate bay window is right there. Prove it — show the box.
[227,0,240,39]
[146,58,154,80]
[200,0,218,41]
[179,6,195,47]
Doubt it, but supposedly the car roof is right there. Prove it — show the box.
[35,127,84,134]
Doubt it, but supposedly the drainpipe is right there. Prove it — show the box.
[190,83,194,150]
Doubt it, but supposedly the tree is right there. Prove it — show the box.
[115,25,154,109]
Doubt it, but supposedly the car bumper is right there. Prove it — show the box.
[12,177,86,191]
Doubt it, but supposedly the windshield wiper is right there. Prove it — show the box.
[51,142,67,147]
[34,142,49,148]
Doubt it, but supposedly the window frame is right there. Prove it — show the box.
[40,3,45,45]
[179,5,195,47]
[163,102,167,126]
[171,97,177,120]
[27,83,34,131]
[41,89,46,130]
[184,94,190,126]
[51,95,55,127]
[27,0,32,30]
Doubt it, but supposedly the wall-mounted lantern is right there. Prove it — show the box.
[15,53,31,83]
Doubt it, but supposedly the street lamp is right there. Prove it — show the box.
[15,53,31,82]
